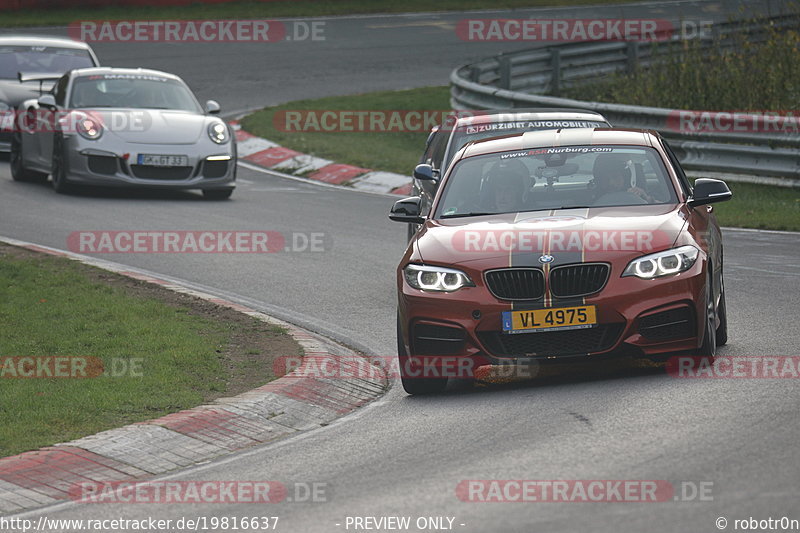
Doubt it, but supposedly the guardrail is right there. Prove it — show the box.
[450,14,800,186]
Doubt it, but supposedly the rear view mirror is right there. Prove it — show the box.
[37,94,56,109]
[413,164,437,182]
[205,100,221,114]
[688,178,733,207]
[389,196,424,224]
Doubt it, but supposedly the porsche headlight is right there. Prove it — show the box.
[75,115,103,140]
[622,245,699,279]
[404,264,474,292]
[208,121,229,144]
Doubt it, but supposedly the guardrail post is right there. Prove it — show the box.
[626,42,639,72]
[498,55,511,89]
[550,48,561,95]
[469,66,481,82]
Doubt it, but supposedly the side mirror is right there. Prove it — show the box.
[205,100,221,114]
[424,126,439,147]
[688,178,733,207]
[389,196,425,224]
[37,94,56,109]
[413,163,438,182]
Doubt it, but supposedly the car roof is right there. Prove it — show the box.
[68,67,182,81]
[0,36,94,51]
[453,108,608,127]
[460,128,658,158]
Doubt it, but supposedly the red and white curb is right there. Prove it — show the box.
[0,236,387,514]
[230,121,414,196]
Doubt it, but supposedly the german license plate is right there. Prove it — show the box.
[502,305,597,334]
[137,154,188,167]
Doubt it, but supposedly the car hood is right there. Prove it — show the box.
[415,204,690,269]
[89,109,210,145]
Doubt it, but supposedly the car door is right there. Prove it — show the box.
[663,136,723,295]
[418,126,449,215]
[39,74,69,169]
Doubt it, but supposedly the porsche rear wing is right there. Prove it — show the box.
[17,72,62,83]
[17,72,62,94]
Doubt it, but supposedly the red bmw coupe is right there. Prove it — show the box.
[390,128,732,394]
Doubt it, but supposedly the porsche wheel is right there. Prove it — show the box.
[51,135,73,194]
[10,133,47,183]
[202,188,234,200]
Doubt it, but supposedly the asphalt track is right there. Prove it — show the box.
[2,2,799,532]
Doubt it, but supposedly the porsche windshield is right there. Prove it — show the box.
[0,46,94,79]
[69,75,201,112]
[435,145,677,218]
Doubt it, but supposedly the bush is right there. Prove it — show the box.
[563,20,800,110]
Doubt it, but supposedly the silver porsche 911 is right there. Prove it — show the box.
[10,67,236,199]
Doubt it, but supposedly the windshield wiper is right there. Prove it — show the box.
[440,212,494,219]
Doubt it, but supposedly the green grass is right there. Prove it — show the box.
[710,181,800,231]
[240,86,451,175]
[241,85,800,230]
[561,23,800,110]
[0,247,267,457]
[0,0,638,27]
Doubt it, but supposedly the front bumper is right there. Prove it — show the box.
[397,260,707,368]
[62,140,236,190]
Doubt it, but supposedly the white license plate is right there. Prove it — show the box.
[137,154,188,167]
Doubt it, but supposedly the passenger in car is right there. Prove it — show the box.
[592,154,653,205]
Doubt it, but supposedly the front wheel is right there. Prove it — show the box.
[202,188,233,200]
[397,313,447,395]
[715,268,728,346]
[51,135,73,194]
[697,269,717,359]
[10,133,47,182]
[406,223,417,242]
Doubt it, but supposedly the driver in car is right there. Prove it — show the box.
[481,159,530,213]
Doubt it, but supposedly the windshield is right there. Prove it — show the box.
[435,145,677,218]
[69,74,201,112]
[443,119,608,168]
[0,46,94,79]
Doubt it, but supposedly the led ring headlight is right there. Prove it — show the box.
[404,264,475,292]
[622,245,699,279]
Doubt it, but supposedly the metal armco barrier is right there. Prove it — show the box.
[450,14,800,186]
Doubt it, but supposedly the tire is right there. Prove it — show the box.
[202,188,234,200]
[397,313,448,395]
[51,135,73,194]
[715,268,728,346]
[10,133,47,182]
[406,223,418,242]
[697,269,717,359]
